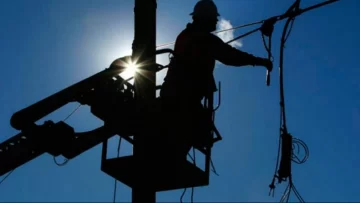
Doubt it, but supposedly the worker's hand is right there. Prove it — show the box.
[265,59,273,72]
[262,58,273,72]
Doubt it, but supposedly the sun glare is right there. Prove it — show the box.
[120,60,139,80]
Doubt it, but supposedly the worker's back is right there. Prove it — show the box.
[161,23,217,103]
[160,0,223,103]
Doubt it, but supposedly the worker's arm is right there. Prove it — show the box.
[211,35,272,70]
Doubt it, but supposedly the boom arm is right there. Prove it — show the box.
[0,56,136,176]
[0,50,175,177]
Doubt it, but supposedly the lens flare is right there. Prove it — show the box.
[120,60,139,79]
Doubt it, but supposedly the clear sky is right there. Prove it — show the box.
[0,0,359,202]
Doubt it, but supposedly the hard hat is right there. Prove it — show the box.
[190,0,220,17]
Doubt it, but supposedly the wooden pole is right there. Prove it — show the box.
[132,0,157,202]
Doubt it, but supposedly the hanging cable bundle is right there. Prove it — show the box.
[217,0,339,201]
[267,0,341,202]
[268,1,307,202]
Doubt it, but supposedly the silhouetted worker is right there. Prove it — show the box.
[159,0,273,162]
[161,0,272,105]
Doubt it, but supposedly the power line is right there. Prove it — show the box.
[213,20,263,34]
[156,20,263,48]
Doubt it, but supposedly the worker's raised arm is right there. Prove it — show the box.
[211,34,272,71]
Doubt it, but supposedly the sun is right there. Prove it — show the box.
[120,60,139,80]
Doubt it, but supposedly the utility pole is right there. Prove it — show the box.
[132,0,157,202]
[0,1,339,203]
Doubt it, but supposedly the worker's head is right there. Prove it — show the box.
[190,0,220,32]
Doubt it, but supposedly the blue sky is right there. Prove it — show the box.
[0,0,359,202]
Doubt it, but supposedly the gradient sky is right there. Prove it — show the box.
[0,0,359,202]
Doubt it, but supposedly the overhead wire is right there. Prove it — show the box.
[156,20,263,49]
[226,27,261,45]
[213,20,263,35]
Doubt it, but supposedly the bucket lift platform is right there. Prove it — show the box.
[102,153,209,192]
[100,96,222,191]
